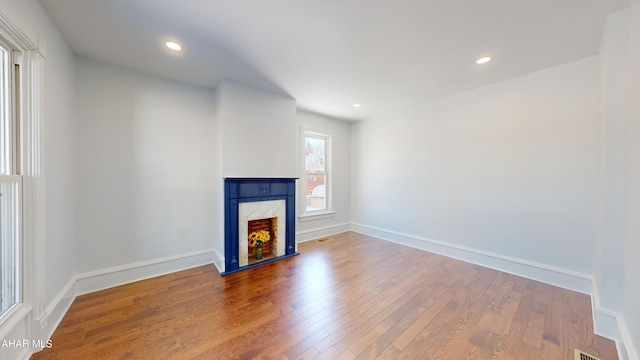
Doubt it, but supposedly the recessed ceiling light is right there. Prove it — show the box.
[476,56,491,64]
[165,41,182,51]
[353,103,361,108]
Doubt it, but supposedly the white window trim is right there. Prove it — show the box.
[0,1,45,329]
[299,128,335,219]
[0,175,22,321]
[298,210,336,222]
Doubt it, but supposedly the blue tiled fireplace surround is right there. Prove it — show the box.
[222,178,299,275]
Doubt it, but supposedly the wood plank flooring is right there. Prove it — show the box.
[31,232,618,359]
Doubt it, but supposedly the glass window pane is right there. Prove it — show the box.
[305,174,326,211]
[305,136,326,172]
[0,180,19,316]
[303,132,330,214]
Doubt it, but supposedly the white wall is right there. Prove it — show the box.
[595,6,640,358]
[296,110,351,240]
[211,88,224,271]
[0,0,76,358]
[219,80,297,178]
[595,8,629,335]
[623,0,640,357]
[75,57,220,274]
[351,57,598,275]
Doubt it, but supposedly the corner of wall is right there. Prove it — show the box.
[616,316,639,360]
[212,248,224,274]
[592,279,623,340]
[37,276,77,341]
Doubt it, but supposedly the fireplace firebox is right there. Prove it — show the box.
[222,178,299,275]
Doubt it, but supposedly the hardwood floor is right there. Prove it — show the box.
[31,232,617,359]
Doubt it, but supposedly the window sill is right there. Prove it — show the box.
[298,211,336,222]
[0,303,32,329]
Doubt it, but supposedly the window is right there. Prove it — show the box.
[303,131,331,214]
[0,177,20,317]
[0,38,21,319]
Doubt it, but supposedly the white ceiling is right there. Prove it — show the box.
[39,0,628,121]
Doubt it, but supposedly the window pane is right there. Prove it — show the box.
[0,45,8,174]
[0,179,19,316]
[302,132,331,214]
[305,136,326,172]
[305,174,326,211]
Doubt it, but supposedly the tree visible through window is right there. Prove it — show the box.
[304,133,329,213]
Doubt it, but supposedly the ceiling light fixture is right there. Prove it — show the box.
[165,41,182,51]
[476,56,491,64]
[352,103,361,108]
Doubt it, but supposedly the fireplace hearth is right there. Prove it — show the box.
[222,178,298,275]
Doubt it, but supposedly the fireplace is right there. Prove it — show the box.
[246,217,278,263]
[239,200,285,266]
[222,178,298,275]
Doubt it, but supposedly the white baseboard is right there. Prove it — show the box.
[617,316,638,360]
[595,308,622,339]
[350,222,640,359]
[25,248,217,360]
[591,280,622,341]
[591,299,631,360]
[38,276,76,341]
[74,249,216,295]
[349,222,593,294]
[212,248,224,274]
[296,222,351,243]
[595,308,638,360]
